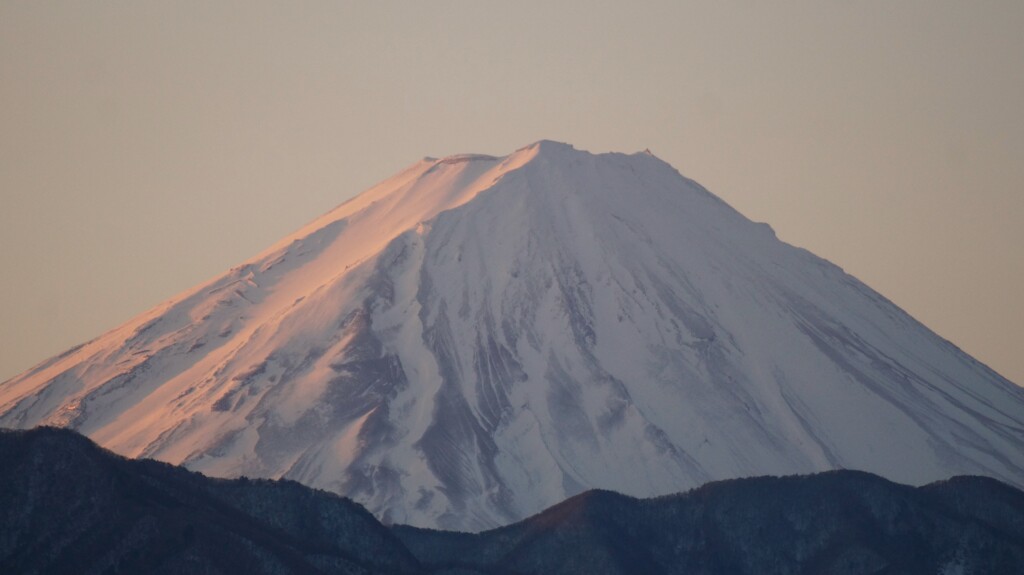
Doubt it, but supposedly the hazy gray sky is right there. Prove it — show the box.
[2,1,1022,385]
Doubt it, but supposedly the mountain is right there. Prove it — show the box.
[5,428,1024,575]
[394,471,1024,575]
[2,140,1023,530]
[0,427,420,575]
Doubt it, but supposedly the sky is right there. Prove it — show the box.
[1,1,1022,386]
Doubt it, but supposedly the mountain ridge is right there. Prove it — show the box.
[5,426,1024,574]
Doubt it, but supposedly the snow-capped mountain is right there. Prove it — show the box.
[2,141,1022,531]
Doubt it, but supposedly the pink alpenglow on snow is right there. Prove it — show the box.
[2,141,1022,531]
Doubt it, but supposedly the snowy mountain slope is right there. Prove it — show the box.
[2,140,1022,531]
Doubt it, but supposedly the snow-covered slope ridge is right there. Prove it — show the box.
[2,141,1022,531]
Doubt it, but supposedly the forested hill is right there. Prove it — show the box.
[4,427,1024,574]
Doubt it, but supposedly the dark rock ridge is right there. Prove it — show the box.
[4,427,1024,574]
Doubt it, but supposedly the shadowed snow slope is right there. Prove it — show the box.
[2,141,1022,531]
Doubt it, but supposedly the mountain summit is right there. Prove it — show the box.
[2,141,1022,530]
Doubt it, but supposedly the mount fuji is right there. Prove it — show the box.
[2,141,1022,531]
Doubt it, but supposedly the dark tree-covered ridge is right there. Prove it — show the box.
[3,427,1024,574]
